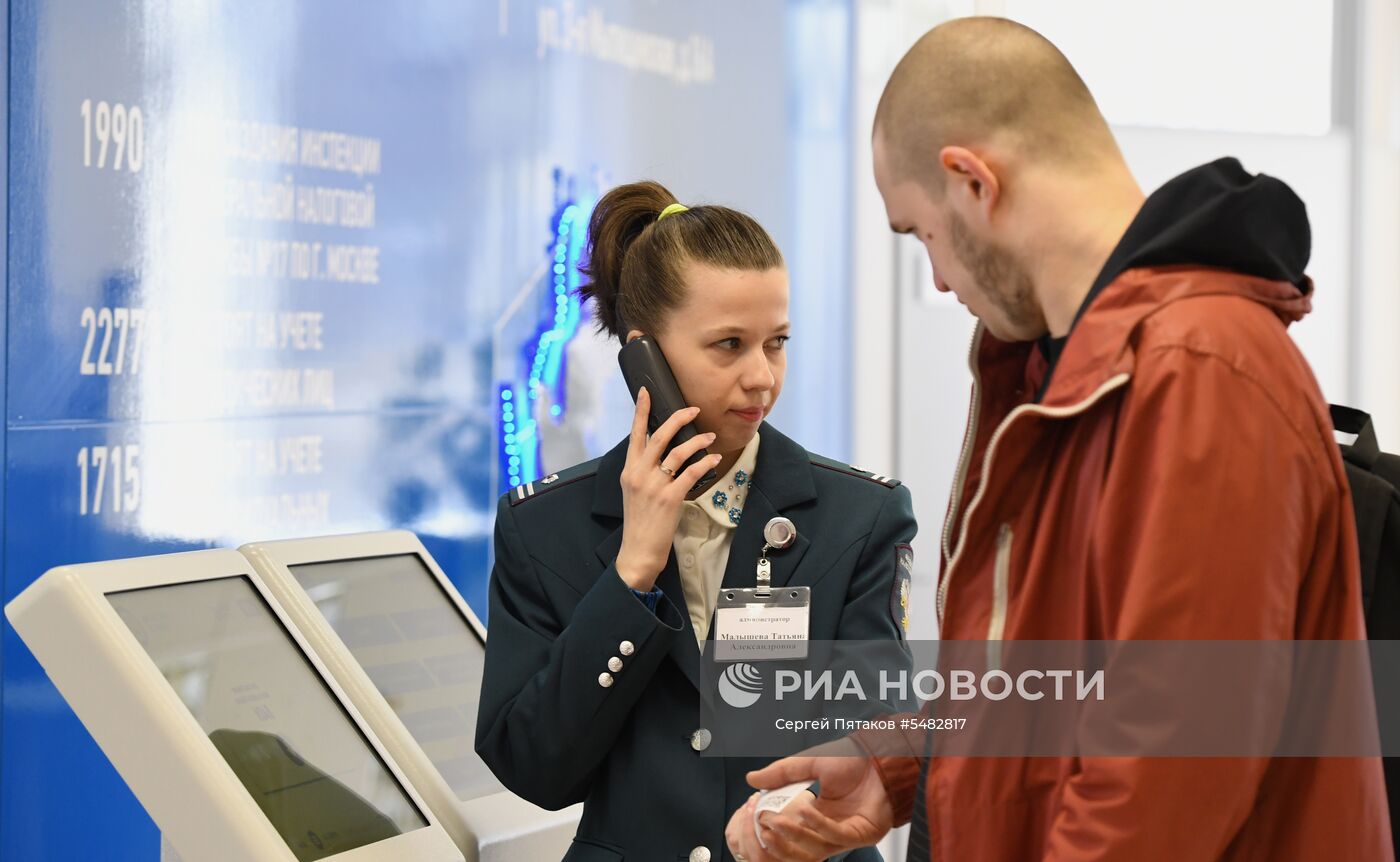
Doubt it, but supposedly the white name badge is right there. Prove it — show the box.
[713,586,810,661]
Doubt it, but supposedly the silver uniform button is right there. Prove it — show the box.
[597,672,613,688]
[608,656,623,673]
[619,640,635,656]
[689,848,711,862]
[690,728,712,751]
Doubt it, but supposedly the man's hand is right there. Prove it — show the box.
[724,738,895,861]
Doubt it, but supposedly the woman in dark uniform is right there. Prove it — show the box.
[475,180,917,862]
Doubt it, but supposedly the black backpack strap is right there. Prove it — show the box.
[1331,403,1382,472]
[1344,462,1392,617]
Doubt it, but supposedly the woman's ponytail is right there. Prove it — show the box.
[579,181,678,340]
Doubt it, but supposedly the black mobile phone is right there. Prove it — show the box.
[618,335,720,491]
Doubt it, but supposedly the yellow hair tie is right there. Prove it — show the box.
[657,203,689,221]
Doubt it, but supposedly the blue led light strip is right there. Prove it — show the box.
[499,196,595,488]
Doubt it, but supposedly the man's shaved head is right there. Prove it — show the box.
[875,17,1118,192]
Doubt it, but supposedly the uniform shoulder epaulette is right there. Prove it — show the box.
[508,458,600,506]
[808,453,901,487]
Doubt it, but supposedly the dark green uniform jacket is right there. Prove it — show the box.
[476,422,917,862]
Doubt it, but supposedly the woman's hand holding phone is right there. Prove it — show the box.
[615,387,723,591]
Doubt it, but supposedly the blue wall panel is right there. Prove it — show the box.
[0,0,9,853]
[1,1,853,857]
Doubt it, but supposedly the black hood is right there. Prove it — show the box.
[1088,156,1311,300]
[1038,158,1313,398]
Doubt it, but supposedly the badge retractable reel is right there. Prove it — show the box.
[754,517,795,598]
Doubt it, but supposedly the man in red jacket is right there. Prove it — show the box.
[725,15,1393,862]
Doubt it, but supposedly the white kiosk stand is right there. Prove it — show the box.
[239,531,581,862]
[4,549,463,862]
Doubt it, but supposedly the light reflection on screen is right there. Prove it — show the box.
[289,554,502,802]
[108,576,426,861]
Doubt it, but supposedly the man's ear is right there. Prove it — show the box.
[625,329,645,344]
[938,145,1001,225]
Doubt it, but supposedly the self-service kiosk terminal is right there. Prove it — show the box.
[4,549,464,862]
[239,531,581,862]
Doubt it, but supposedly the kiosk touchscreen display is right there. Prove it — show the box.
[107,576,428,861]
[288,554,502,802]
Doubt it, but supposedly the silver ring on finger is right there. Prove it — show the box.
[658,464,677,478]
